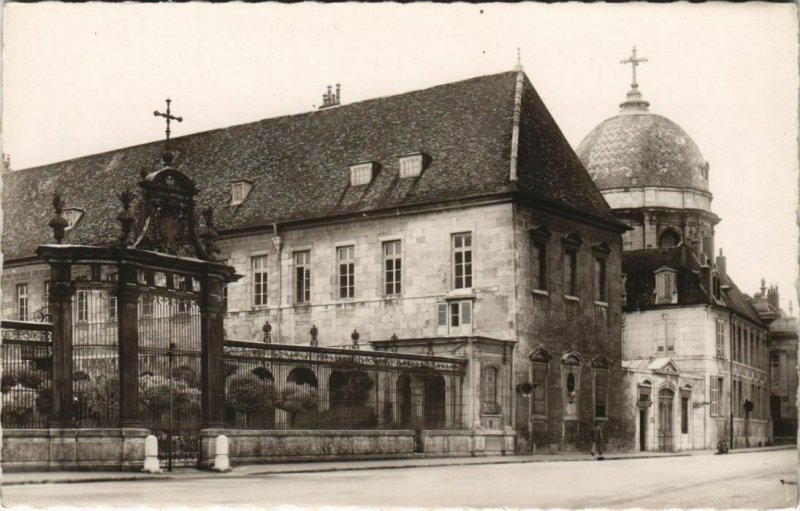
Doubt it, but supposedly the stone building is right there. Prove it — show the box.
[752,283,798,442]
[576,52,771,450]
[2,66,633,453]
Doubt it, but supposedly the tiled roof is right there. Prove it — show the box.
[576,112,709,192]
[622,246,762,325]
[3,71,618,262]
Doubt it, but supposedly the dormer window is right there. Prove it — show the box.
[654,267,678,304]
[350,162,376,186]
[231,181,253,205]
[399,154,427,178]
[63,208,84,230]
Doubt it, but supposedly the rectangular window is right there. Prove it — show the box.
[681,395,689,434]
[252,255,268,307]
[715,320,725,359]
[594,369,609,418]
[448,300,472,328]
[337,246,355,299]
[437,302,447,327]
[231,182,245,204]
[532,242,547,291]
[655,271,676,304]
[399,155,423,178]
[771,353,781,381]
[452,233,473,289]
[383,240,402,296]
[710,376,722,416]
[294,251,311,303]
[481,366,499,414]
[531,364,547,416]
[16,283,28,321]
[564,249,577,296]
[76,290,88,323]
[350,163,373,186]
[594,257,607,302]
[655,317,676,353]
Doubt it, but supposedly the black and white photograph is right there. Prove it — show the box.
[0,3,797,509]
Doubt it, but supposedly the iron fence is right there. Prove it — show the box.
[223,341,466,430]
[1,321,53,428]
[72,284,119,427]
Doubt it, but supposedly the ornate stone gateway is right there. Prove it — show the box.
[35,151,239,469]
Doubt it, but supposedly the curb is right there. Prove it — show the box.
[3,446,791,486]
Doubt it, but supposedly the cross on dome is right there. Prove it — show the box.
[619,46,650,112]
[620,46,648,89]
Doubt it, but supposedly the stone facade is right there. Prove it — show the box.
[622,306,770,449]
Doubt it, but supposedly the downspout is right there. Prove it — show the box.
[271,223,283,342]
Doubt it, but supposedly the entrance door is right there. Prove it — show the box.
[771,396,782,436]
[658,389,674,452]
[639,409,647,451]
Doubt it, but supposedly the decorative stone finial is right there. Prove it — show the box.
[514,47,524,72]
[310,324,319,347]
[390,333,398,342]
[351,329,360,348]
[116,189,136,247]
[199,207,221,259]
[48,193,69,244]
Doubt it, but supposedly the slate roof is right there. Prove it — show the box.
[3,71,619,262]
[576,112,709,192]
[622,246,762,325]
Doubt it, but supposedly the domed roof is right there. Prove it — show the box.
[576,103,709,193]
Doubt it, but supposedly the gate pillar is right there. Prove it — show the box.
[117,262,143,427]
[50,261,75,428]
[201,274,225,428]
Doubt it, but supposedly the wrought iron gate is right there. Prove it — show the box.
[139,293,202,469]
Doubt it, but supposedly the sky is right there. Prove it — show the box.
[3,3,798,310]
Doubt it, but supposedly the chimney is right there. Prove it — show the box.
[319,83,341,109]
[768,285,780,310]
[715,248,726,274]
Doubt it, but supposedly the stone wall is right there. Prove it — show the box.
[217,202,516,345]
[511,204,632,452]
[1,263,51,320]
[1,428,148,472]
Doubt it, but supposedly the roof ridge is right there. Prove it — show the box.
[11,70,520,174]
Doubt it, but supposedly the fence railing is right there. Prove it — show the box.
[1,320,53,428]
[222,341,467,431]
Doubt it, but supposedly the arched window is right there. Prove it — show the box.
[659,229,681,249]
[481,366,500,414]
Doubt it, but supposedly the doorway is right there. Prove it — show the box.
[639,408,647,451]
[657,388,674,452]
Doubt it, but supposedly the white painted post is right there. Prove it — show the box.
[212,434,231,472]
[142,435,162,474]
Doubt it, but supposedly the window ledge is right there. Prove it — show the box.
[445,288,475,300]
[564,295,580,302]
[532,289,549,297]
[594,417,609,422]
[594,300,608,307]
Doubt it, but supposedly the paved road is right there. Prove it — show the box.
[3,450,797,509]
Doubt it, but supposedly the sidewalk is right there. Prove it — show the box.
[2,444,792,486]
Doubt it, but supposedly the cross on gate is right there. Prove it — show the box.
[153,98,183,146]
[620,46,648,88]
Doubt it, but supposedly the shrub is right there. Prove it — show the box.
[225,374,278,415]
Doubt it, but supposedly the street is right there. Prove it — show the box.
[3,450,797,509]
